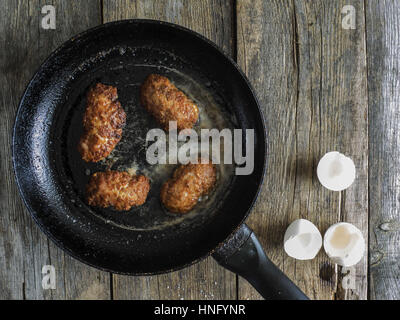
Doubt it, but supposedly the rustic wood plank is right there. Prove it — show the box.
[236,0,368,299]
[0,0,110,299]
[366,0,400,300]
[102,0,236,300]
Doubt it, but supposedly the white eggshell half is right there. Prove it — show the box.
[323,222,365,267]
[317,151,356,191]
[284,219,322,260]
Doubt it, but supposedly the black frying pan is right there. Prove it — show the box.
[12,20,308,300]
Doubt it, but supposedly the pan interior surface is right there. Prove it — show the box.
[58,60,236,232]
[13,20,266,274]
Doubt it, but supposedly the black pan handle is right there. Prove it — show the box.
[212,223,309,300]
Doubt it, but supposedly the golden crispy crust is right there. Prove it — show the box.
[87,171,150,211]
[140,74,199,131]
[78,83,126,162]
[160,160,216,214]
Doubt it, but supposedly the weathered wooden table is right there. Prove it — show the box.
[1,0,399,300]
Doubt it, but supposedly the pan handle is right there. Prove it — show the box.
[212,223,309,300]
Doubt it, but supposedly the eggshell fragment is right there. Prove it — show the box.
[284,219,322,260]
[323,222,365,267]
[317,151,356,191]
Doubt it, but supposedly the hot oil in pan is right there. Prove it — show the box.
[101,66,237,231]
[61,48,238,232]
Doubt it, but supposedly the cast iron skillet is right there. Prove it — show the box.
[12,19,308,300]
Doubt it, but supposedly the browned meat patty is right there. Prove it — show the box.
[140,74,199,131]
[78,83,126,162]
[86,171,150,211]
[160,160,216,214]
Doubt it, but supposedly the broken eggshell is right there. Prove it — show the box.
[317,151,356,191]
[284,219,323,260]
[323,222,365,267]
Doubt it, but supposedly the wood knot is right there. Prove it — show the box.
[370,250,384,266]
[319,262,335,282]
[379,221,399,232]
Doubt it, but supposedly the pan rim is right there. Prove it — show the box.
[12,18,268,275]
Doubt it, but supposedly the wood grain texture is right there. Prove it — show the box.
[102,0,236,300]
[2,0,399,300]
[366,0,400,300]
[0,0,110,299]
[236,0,368,299]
